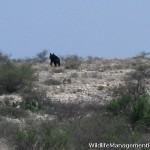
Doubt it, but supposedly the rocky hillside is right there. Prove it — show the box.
[0,56,150,149]
[33,57,150,104]
[0,57,150,120]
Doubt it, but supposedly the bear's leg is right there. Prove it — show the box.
[54,62,57,67]
[50,61,52,66]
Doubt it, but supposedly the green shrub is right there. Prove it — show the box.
[124,64,150,99]
[20,88,49,111]
[15,122,70,150]
[0,62,35,94]
[16,128,37,150]
[41,124,70,150]
[107,93,150,131]
[106,94,133,115]
[131,94,150,128]
[106,99,120,115]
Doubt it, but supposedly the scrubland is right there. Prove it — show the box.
[0,51,150,150]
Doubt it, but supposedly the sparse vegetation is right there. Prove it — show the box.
[15,121,71,150]
[0,51,150,149]
[0,53,35,94]
[106,93,150,132]
[52,67,64,73]
[64,55,82,69]
[106,94,133,115]
[136,51,150,58]
[20,87,48,111]
[35,49,48,62]
[131,94,150,131]
[0,106,28,118]
[70,114,139,150]
[125,64,150,99]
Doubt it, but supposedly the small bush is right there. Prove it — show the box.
[35,49,48,62]
[86,56,95,64]
[106,94,133,115]
[136,51,150,58]
[16,128,38,150]
[41,123,70,150]
[0,52,10,65]
[131,94,150,128]
[70,114,138,150]
[107,93,150,131]
[0,106,28,118]
[64,55,82,69]
[124,64,150,99]
[20,88,48,111]
[0,62,35,94]
[106,99,120,115]
[15,122,70,150]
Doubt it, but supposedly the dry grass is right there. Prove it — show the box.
[0,52,150,149]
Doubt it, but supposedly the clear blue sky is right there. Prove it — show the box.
[0,0,150,59]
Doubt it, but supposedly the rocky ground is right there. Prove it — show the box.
[0,57,150,113]
[0,57,150,149]
[1,57,150,112]
[34,58,150,105]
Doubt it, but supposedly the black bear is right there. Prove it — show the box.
[49,53,60,67]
